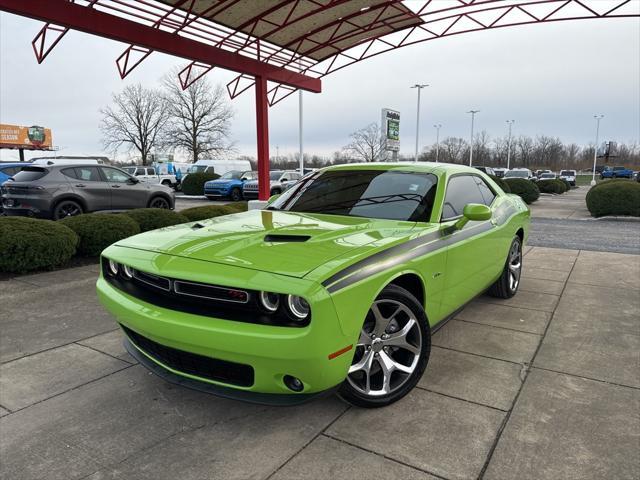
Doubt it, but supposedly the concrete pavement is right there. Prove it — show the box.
[1,247,638,480]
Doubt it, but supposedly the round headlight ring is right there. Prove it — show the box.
[287,295,310,320]
[122,264,134,279]
[259,291,280,312]
[107,259,119,276]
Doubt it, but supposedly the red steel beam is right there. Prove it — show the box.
[0,0,321,93]
[254,76,271,201]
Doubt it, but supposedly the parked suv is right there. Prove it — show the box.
[559,169,577,186]
[1,164,175,220]
[242,170,301,199]
[204,170,257,201]
[600,166,634,179]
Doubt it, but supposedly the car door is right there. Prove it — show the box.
[62,166,112,211]
[100,166,149,209]
[439,174,505,317]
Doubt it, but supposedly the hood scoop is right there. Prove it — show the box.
[264,234,311,243]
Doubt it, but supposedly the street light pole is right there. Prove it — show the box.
[506,119,515,170]
[434,124,442,163]
[591,114,604,186]
[467,110,480,166]
[411,84,428,162]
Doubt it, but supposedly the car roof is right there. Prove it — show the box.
[321,161,480,176]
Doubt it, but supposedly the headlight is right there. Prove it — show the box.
[107,259,119,276]
[259,291,280,312]
[286,295,310,320]
[122,264,134,279]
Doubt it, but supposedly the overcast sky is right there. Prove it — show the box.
[1,10,639,162]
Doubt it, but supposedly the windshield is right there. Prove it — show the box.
[270,171,283,181]
[220,171,241,180]
[270,169,438,222]
[11,167,49,182]
[505,170,529,178]
[560,170,574,176]
[188,165,207,173]
[122,167,136,174]
[540,174,555,179]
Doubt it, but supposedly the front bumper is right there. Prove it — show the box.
[96,248,355,399]
[242,190,258,199]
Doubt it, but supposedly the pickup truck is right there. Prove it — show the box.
[122,166,177,187]
[600,166,634,179]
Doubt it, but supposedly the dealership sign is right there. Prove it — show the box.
[0,124,53,150]
[381,109,400,152]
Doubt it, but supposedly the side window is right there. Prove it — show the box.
[101,167,131,183]
[61,168,78,180]
[147,168,156,175]
[474,176,496,206]
[290,172,301,180]
[73,167,102,182]
[441,175,486,220]
[135,168,146,176]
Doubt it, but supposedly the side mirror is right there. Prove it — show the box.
[281,178,288,182]
[127,177,139,184]
[267,194,280,205]
[454,203,491,230]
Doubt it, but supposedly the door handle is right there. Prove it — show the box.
[111,184,121,188]
[75,183,86,188]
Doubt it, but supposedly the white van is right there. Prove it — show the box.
[187,159,252,177]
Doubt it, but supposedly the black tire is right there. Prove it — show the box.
[338,284,431,408]
[488,236,522,299]
[148,196,170,209]
[53,199,83,220]
[230,187,242,202]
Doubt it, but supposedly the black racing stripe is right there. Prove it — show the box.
[321,230,442,288]
[326,221,494,294]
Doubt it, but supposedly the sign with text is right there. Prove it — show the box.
[381,109,400,152]
[0,124,53,150]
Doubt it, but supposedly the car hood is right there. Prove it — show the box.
[206,180,234,186]
[114,210,418,278]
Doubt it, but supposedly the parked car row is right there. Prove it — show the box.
[476,166,579,186]
[204,169,303,201]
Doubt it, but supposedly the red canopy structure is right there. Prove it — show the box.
[0,0,637,199]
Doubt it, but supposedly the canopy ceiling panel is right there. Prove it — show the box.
[154,0,424,61]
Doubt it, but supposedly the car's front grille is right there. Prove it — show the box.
[122,324,254,387]
[102,261,309,327]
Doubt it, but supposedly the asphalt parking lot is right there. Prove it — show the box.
[1,245,638,480]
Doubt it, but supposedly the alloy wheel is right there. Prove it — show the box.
[55,202,81,219]
[150,197,169,209]
[508,241,522,291]
[347,299,422,397]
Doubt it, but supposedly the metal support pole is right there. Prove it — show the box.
[591,115,603,186]
[506,120,515,169]
[299,90,304,175]
[19,148,25,162]
[467,110,479,166]
[255,76,270,201]
[411,84,428,162]
[434,124,441,163]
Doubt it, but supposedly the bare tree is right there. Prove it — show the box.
[441,137,468,164]
[343,123,385,162]
[100,84,169,165]
[162,70,234,162]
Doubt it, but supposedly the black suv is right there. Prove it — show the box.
[1,164,175,220]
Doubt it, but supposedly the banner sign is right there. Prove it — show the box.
[0,124,53,150]
[381,109,400,152]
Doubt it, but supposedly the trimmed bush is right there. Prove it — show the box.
[488,175,511,193]
[225,201,249,212]
[180,205,239,222]
[586,180,640,217]
[123,208,189,232]
[559,178,572,191]
[0,217,78,273]
[537,179,566,194]
[181,172,220,196]
[504,178,540,204]
[61,214,140,256]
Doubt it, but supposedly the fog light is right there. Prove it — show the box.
[259,291,280,312]
[283,375,304,392]
[107,259,119,276]
[286,295,310,320]
[122,265,133,279]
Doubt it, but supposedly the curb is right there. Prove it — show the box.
[533,215,640,223]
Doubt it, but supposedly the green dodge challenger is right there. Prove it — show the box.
[97,163,530,407]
